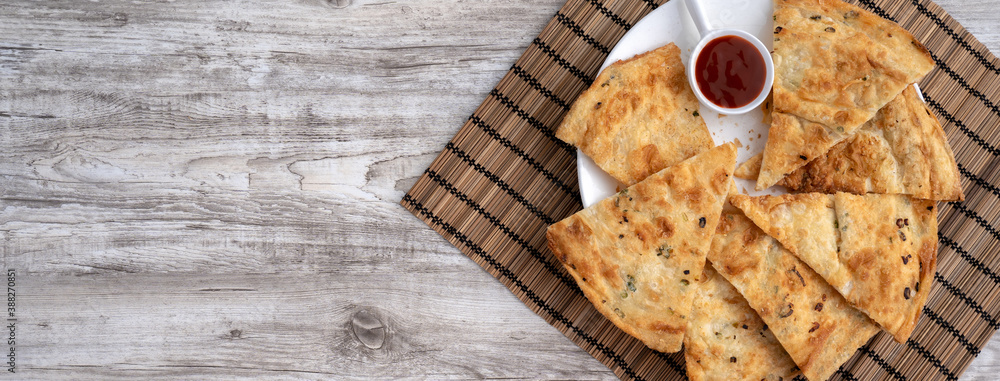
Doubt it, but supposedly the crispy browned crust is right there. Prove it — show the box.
[758,0,935,190]
[779,127,904,195]
[730,192,939,344]
[685,263,801,381]
[729,193,839,264]
[734,153,763,181]
[761,92,774,126]
[834,192,938,342]
[709,211,879,381]
[757,112,849,190]
[780,86,965,201]
[546,143,736,353]
[555,43,713,186]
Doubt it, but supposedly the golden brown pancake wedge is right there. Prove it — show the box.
[735,153,764,181]
[556,43,713,186]
[757,113,848,190]
[833,192,938,343]
[709,210,879,381]
[757,0,935,190]
[730,192,938,343]
[546,143,736,353]
[730,194,840,278]
[780,86,964,201]
[685,262,801,381]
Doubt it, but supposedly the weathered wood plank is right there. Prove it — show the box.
[15,272,614,379]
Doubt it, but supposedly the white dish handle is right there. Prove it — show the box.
[684,0,712,36]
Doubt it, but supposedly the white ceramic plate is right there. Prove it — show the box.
[577,0,778,207]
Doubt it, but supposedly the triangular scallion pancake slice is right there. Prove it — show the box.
[730,192,939,342]
[757,113,849,190]
[546,143,736,353]
[779,85,964,201]
[757,0,935,190]
[734,153,763,181]
[684,262,801,381]
[556,43,714,186]
[729,193,840,278]
[708,210,879,381]
[833,192,938,342]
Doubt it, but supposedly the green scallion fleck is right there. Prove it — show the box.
[614,308,625,318]
[657,245,673,258]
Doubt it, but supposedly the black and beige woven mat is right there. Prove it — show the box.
[402,0,1000,379]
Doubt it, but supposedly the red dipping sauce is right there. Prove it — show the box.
[694,35,767,109]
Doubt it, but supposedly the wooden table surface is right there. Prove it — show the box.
[1,0,997,379]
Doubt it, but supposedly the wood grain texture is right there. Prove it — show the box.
[0,0,996,379]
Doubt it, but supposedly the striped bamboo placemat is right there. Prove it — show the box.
[402,0,1000,379]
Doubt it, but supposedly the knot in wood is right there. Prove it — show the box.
[112,12,128,27]
[350,310,385,349]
